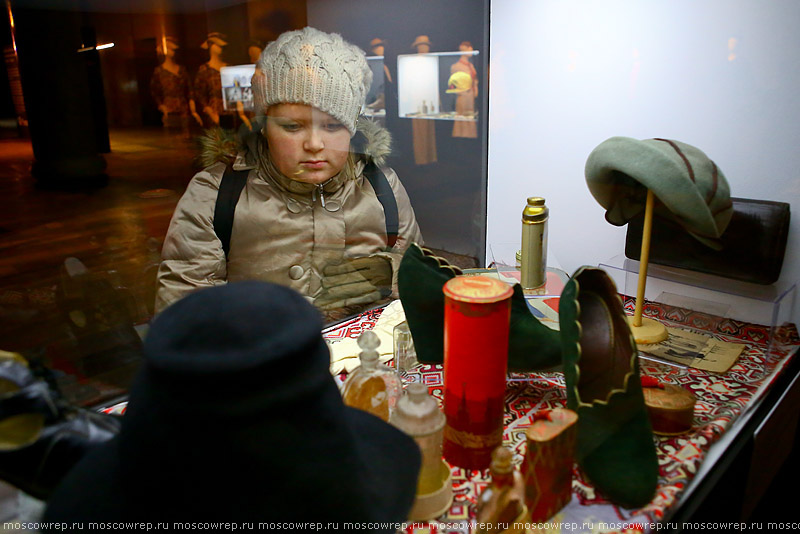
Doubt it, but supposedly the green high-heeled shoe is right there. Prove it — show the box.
[397,243,561,371]
[559,266,658,509]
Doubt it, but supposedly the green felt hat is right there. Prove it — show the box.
[585,137,733,249]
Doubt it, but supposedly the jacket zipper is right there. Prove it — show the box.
[316,184,326,208]
[312,179,333,208]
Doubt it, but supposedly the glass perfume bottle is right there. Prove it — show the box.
[341,331,401,421]
[393,321,418,374]
[476,446,527,534]
[389,382,452,520]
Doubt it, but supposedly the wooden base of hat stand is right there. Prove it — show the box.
[627,189,669,345]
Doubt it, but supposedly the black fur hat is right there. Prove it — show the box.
[44,281,420,529]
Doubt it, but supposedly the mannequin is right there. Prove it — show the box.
[411,34,431,54]
[247,39,264,64]
[410,35,437,165]
[366,37,390,112]
[450,41,477,138]
[149,37,202,136]
[194,32,236,129]
[230,39,265,131]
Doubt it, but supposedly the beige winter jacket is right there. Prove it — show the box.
[155,120,423,313]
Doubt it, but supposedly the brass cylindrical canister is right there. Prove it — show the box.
[521,197,549,290]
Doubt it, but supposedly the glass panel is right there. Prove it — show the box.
[0,0,489,406]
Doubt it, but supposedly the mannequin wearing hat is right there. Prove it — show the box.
[247,39,264,64]
[149,37,203,136]
[365,37,391,112]
[228,39,266,131]
[411,34,432,54]
[450,41,478,138]
[370,38,392,84]
[194,32,235,129]
[155,27,423,320]
[410,35,437,165]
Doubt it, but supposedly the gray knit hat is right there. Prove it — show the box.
[252,27,372,135]
[585,137,734,249]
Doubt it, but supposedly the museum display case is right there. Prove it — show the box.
[0,0,797,530]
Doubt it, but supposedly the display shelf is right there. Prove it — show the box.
[397,49,479,121]
[599,254,797,359]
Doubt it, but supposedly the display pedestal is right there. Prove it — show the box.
[600,254,797,358]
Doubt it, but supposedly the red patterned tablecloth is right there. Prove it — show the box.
[321,297,799,533]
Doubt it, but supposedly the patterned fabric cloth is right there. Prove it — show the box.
[103,296,798,531]
[324,297,799,532]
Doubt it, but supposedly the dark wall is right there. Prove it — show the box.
[0,12,15,120]
[59,2,305,128]
[307,0,489,261]
[308,0,483,54]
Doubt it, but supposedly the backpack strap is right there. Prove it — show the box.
[213,166,249,259]
[364,161,399,249]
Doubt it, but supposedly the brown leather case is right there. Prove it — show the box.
[625,197,790,285]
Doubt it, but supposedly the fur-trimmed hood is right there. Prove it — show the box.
[197,116,392,170]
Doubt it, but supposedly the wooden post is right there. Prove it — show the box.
[627,189,668,344]
[633,189,655,327]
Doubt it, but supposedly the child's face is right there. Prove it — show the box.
[265,103,351,185]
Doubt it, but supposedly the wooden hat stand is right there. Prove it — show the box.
[627,189,669,345]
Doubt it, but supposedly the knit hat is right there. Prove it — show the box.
[584,137,733,249]
[252,27,372,136]
[43,281,420,526]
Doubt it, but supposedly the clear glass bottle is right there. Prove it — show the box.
[341,331,401,421]
[390,382,446,493]
[393,321,418,374]
[476,446,526,534]
[389,382,453,520]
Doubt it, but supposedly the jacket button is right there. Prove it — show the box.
[288,265,304,280]
[324,200,341,212]
[287,198,302,213]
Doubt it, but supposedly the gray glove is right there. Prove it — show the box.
[314,256,392,311]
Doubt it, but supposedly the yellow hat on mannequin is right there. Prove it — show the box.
[446,71,472,93]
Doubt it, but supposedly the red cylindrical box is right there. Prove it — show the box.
[442,276,512,470]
